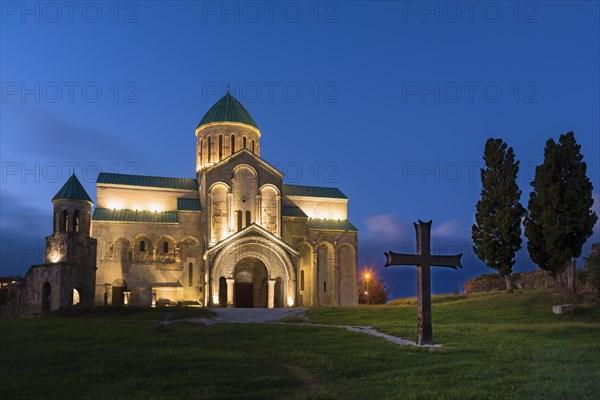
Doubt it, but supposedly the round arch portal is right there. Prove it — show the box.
[233,257,268,308]
[210,236,297,308]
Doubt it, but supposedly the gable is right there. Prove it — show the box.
[205,223,299,257]
[204,149,283,192]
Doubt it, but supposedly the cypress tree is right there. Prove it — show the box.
[472,138,526,293]
[525,132,597,285]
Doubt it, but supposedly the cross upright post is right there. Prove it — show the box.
[385,220,462,345]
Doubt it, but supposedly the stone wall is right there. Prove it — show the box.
[1,262,96,317]
[463,270,555,294]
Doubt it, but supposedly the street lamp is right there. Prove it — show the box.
[364,272,371,305]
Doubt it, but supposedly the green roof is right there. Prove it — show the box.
[177,198,202,211]
[92,208,179,223]
[53,174,93,203]
[97,172,198,190]
[282,206,307,218]
[306,219,357,232]
[198,92,258,129]
[282,184,347,199]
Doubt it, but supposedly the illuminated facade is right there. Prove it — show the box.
[91,92,358,307]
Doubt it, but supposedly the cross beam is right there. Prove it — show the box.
[384,220,462,345]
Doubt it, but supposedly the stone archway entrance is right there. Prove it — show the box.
[234,257,268,308]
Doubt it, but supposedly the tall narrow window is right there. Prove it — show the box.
[61,210,68,232]
[243,136,247,149]
[73,210,80,232]
[139,240,146,252]
[218,134,223,160]
[199,139,203,164]
[230,135,236,154]
[236,210,242,231]
[300,270,305,291]
[218,276,227,307]
[324,281,327,293]
[245,210,251,227]
[163,241,169,253]
[188,263,193,287]
[251,140,255,153]
[207,136,212,163]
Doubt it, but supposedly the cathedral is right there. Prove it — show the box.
[95,92,358,307]
[8,92,358,313]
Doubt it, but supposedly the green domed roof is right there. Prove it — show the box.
[198,92,258,129]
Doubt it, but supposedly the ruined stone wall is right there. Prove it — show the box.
[463,270,556,294]
[1,262,96,317]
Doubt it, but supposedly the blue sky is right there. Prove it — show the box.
[1,1,599,298]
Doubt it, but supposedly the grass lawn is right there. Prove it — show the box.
[1,289,598,399]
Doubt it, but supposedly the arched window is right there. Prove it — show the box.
[218,134,223,160]
[251,139,255,153]
[324,281,327,293]
[188,263,193,287]
[236,210,242,231]
[243,136,247,149]
[139,240,146,252]
[72,288,80,306]
[61,210,68,232]
[230,134,236,154]
[300,270,305,291]
[73,210,80,232]
[163,241,169,253]
[245,210,251,227]
[199,138,203,164]
[218,276,227,306]
[207,136,212,163]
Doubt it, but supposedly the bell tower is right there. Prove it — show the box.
[45,174,95,265]
[2,174,97,316]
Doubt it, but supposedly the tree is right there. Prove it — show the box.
[358,275,389,305]
[472,138,526,293]
[584,248,600,297]
[525,132,597,288]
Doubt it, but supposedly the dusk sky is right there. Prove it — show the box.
[1,1,599,299]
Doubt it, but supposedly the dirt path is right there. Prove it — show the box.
[188,307,306,324]
[188,308,441,347]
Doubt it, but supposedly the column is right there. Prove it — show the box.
[267,279,276,308]
[226,278,235,307]
[276,195,281,237]
[123,291,131,306]
[227,192,233,234]
[334,248,340,307]
[256,194,262,228]
[312,251,319,306]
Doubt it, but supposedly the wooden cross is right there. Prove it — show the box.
[384,220,462,345]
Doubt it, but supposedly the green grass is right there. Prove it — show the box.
[1,290,598,399]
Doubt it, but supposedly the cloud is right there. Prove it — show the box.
[3,102,141,161]
[363,214,405,239]
[431,219,470,239]
[0,189,51,233]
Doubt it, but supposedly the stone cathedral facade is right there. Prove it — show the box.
[91,92,358,308]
